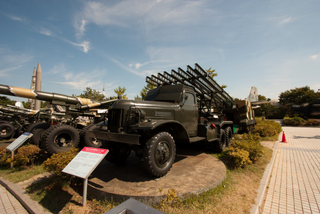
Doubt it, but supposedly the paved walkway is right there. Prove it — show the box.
[262,127,320,214]
[0,184,28,214]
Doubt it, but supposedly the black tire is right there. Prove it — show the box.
[225,127,233,147]
[105,142,131,165]
[79,123,102,148]
[30,123,51,146]
[215,129,227,153]
[42,124,80,154]
[0,123,15,139]
[143,132,176,177]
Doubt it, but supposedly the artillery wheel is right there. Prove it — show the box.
[28,122,51,146]
[143,132,176,178]
[105,142,131,165]
[215,129,227,153]
[0,122,15,139]
[225,126,233,147]
[80,123,103,148]
[42,124,80,154]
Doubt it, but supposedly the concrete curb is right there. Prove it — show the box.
[0,176,51,214]
[250,140,279,214]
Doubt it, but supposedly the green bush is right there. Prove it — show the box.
[222,147,252,169]
[233,133,263,162]
[254,119,282,137]
[303,119,320,126]
[12,145,41,166]
[42,147,79,178]
[0,145,41,167]
[283,117,305,126]
[0,147,11,166]
[221,133,263,169]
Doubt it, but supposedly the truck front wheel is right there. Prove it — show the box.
[143,132,176,178]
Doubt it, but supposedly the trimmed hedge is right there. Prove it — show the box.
[254,119,282,137]
[221,133,263,169]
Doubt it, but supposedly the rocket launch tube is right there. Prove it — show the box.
[0,84,117,108]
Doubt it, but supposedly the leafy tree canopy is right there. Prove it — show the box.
[77,87,106,101]
[206,67,227,89]
[279,86,320,106]
[114,86,128,100]
[0,96,16,107]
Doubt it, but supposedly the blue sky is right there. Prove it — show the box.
[1,0,319,103]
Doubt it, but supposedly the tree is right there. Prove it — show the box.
[0,96,16,107]
[139,83,155,100]
[78,87,105,101]
[255,95,279,118]
[114,86,128,100]
[279,86,320,106]
[206,67,227,89]
[206,67,218,78]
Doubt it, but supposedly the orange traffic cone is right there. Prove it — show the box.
[281,131,288,143]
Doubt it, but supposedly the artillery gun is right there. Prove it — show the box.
[0,104,39,139]
[0,84,116,153]
[87,63,256,177]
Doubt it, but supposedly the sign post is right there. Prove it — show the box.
[6,132,33,168]
[62,147,108,206]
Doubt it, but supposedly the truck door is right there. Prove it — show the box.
[181,91,198,137]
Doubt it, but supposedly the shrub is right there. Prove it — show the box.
[12,145,41,166]
[222,147,252,169]
[0,147,11,166]
[304,119,320,126]
[220,133,263,169]
[283,116,305,126]
[1,145,41,167]
[42,147,79,178]
[254,119,282,137]
[233,133,263,162]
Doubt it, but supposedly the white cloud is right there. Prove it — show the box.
[0,48,34,76]
[39,28,53,36]
[54,69,109,91]
[279,16,292,25]
[63,39,91,53]
[268,16,293,25]
[74,0,207,37]
[310,54,319,60]
[3,13,24,22]
[74,19,87,39]
[49,63,68,74]
[0,66,21,77]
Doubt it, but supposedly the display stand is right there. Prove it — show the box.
[62,147,108,206]
[6,132,33,168]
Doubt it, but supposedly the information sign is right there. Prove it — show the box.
[62,147,108,179]
[6,132,33,152]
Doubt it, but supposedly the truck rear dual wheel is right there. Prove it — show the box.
[26,122,51,146]
[225,126,233,146]
[41,124,80,154]
[0,122,15,139]
[143,132,176,178]
[80,123,103,148]
[215,129,227,153]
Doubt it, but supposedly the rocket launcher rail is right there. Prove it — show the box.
[146,63,235,113]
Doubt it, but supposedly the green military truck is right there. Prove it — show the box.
[87,63,255,177]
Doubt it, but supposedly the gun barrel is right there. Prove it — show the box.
[0,84,95,105]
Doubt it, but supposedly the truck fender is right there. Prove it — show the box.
[137,120,189,143]
[219,121,233,128]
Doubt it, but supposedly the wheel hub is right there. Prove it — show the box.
[155,141,170,166]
